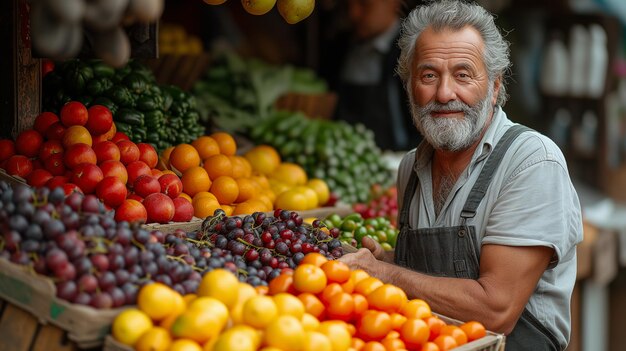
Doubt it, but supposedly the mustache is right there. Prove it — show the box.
[420,100,472,114]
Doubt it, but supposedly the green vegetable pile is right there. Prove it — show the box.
[250,111,393,204]
[324,213,398,251]
[192,52,328,134]
[42,59,204,150]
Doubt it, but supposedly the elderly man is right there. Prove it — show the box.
[340,1,583,350]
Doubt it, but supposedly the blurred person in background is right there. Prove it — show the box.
[340,1,583,350]
[320,0,423,151]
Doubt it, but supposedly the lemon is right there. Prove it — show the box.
[306,178,330,206]
[137,283,181,321]
[112,308,153,346]
[135,326,172,351]
[273,293,305,319]
[242,295,278,328]
[197,269,240,308]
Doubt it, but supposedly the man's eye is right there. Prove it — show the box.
[422,73,436,81]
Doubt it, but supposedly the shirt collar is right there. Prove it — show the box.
[413,105,509,171]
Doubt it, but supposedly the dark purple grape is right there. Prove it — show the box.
[56,281,78,301]
[121,283,138,305]
[128,265,144,278]
[54,263,76,281]
[81,195,102,214]
[32,209,51,226]
[173,243,190,256]
[115,269,130,285]
[10,251,30,265]
[9,214,28,232]
[48,187,66,205]
[74,292,92,305]
[182,280,198,294]
[268,269,282,281]
[43,219,65,240]
[90,292,113,309]
[292,252,305,264]
[74,257,93,276]
[155,274,173,286]
[215,235,228,249]
[229,242,246,256]
[134,230,151,244]
[143,262,158,276]
[21,240,40,253]
[78,274,98,293]
[3,231,21,252]
[33,258,48,275]
[278,210,290,221]
[275,242,289,255]
[150,230,165,244]
[24,223,43,241]
[46,248,68,271]
[98,271,116,291]
[16,202,35,219]
[91,254,109,272]
[244,250,259,262]
[172,284,185,295]
[331,248,343,258]
[12,185,32,203]
[108,287,126,307]
[123,246,139,266]
[140,250,155,264]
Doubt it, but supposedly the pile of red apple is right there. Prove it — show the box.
[0,101,193,225]
[352,184,399,227]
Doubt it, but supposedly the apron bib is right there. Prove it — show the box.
[394,125,561,350]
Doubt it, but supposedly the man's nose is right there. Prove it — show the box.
[436,77,457,104]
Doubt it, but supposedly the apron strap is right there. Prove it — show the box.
[399,167,419,228]
[460,125,532,220]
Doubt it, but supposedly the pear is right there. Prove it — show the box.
[203,0,227,5]
[277,0,315,24]
[241,0,276,15]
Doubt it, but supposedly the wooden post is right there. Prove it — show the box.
[0,0,41,139]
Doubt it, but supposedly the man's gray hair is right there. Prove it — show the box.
[397,0,511,106]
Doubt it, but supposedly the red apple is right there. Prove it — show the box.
[158,173,183,199]
[117,140,140,165]
[45,121,66,141]
[5,155,33,178]
[133,175,160,198]
[64,143,97,169]
[33,112,59,135]
[62,183,83,196]
[93,141,120,164]
[137,143,158,168]
[71,163,103,194]
[111,132,130,143]
[0,139,15,162]
[46,175,69,189]
[96,176,128,208]
[60,101,88,127]
[127,193,144,202]
[15,129,44,158]
[126,160,151,185]
[86,105,113,135]
[143,193,175,224]
[39,140,64,161]
[44,153,66,176]
[26,169,53,187]
[172,197,194,222]
[99,160,128,184]
[114,199,147,223]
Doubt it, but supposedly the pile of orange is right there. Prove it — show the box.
[112,254,488,351]
[159,132,278,219]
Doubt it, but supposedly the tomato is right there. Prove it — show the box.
[319,283,343,304]
[424,316,446,341]
[390,312,407,331]
[357,310,392,341]
[440,325,467,346]
[293,264,327,294]
[300,252,329,267]
[421,341,442,351]
[361,341,386,351]
[381,337,406,350]
[268,273,296,295]
[351,337,365,351]
[460,321,486,341]
[352,293,369,317]
[325,292,354,321]
[340,275,355,293]
[433,334,457,351]
[317,321,352,351]
[298,293,325,319]
[351,269,370,285]
[400,299,432,319]
[60,101,88,127]
[399,318,429,349]
[367,284,407,314]
[354,277,383,296]
[321,260,351,284]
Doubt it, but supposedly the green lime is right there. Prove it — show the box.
[375,230,388,243]
[381,242,393,251]
[341,231,354,239]
[364,218,379,228]
[341,219,358,232]
[386,229,398,247]
[343,213,364,224]
[367,234,379,243]
[326,213,342,228]
[354,226,368,243]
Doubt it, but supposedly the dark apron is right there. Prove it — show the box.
[394,125,562,351]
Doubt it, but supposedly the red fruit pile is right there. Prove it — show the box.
[0,101,193,224]
[352,184,398,227]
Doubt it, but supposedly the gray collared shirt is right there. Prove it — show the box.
[396,106,583,349]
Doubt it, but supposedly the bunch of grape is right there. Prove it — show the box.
[196,209,345,286]
[0,181,199,308]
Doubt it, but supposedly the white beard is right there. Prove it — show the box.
[411,82,494,151]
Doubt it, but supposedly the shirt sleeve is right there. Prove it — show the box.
[481,140,583,268]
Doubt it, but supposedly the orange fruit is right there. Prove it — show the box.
[273,293,306,318]
[232,201,265,216]
[244,145,281,175]
[194,197,222,218]
[367,284,408,314]
[192,136,220,160]
[400,299,432,319]
[317,321,351,351]
[230,155,252,178]
[263,315,306,351]
[235,177,259,203]
[181,166,212,197]
[300,253,328,267]
[293,264,327,294]
[243,295,278,328]
[135,326,172,351]
[178,192,192,203]
[170,144,201,173]
[210,132,237,156]
[303,331,332,351]
[169,339,203,351]
[62,125,92,147]
[210,176,239,205]
[292,186,319,210]
[221,204,234,216]
[270,162,307,185]
[203,154,233,180]
[197,269,240,308]
[192,191,218,204]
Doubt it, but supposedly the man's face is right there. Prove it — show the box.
[409,26,500,151]
[347,0,399,40]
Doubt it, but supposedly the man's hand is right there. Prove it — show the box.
[339,248,378,272]
[361,236,386,260]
